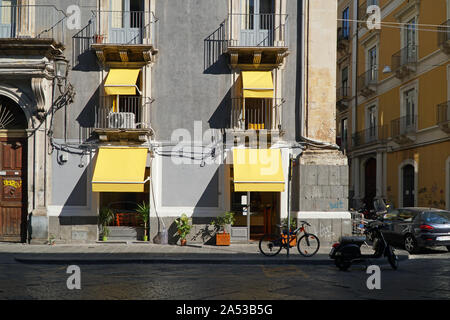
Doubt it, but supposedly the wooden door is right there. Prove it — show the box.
[0,138,27,242]
[402,165,415,207]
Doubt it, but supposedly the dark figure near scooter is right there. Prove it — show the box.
[329,222,399,271]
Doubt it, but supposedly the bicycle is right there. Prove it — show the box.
[259,221,320,257]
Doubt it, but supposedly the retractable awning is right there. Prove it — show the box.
[92,147,148,193]
[232,149,285,192]
[242,71,274,99]
[104,69,141,96]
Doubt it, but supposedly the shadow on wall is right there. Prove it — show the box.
[204,21,230,74]
[208,87,232,129]
[158,165,222,245]
[58,158,96,227]
[76,86,101,143]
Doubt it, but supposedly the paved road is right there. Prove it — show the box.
[0,248,449,300]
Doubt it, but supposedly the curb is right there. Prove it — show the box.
[13,254,410,266]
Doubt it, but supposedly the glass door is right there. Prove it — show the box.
[109,0,143,44]
[240,0,275,46]
[405,18,417,64]
[404,89,416,132]
[0,0,16,38]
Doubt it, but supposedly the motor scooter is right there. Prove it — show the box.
[329,223,398,271]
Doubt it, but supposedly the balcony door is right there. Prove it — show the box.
[109,0,144,44]
[0,0,16,38]
[368,46,377,83]
[240,0,275,46]
[404,18,417,64]
[404,89,416,133]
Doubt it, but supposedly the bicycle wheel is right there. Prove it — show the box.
[259,234,283,257]
[297,233,320,257]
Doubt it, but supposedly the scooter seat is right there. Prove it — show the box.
[340,236,366,244]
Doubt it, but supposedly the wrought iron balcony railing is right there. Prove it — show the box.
[392,45,418,74]
[438,19,450,51]
[95,96,152,130]
[88,10,157,45]
[358,68,377,92]
[337,86,351,101]
[230,98,284,131]
[337,27,350,42]
[437,101,450,124]
[225,13,289,48]
[0,5,66,43]
[352,125,389,148]
[391,115,418,137]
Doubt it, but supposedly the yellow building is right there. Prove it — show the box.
[337,0,450,210]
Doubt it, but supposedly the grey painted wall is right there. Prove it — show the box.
[152,0,232,141]
[161,157,220,207]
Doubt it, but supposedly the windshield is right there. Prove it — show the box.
[423,211,450,224]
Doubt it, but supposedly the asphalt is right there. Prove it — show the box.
[0,242,411,265]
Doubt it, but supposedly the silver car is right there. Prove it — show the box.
[377,208,450,254]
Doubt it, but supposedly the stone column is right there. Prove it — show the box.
[376,151,383,199]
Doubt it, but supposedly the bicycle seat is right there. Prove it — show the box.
[299,220,311,226]
[339,236,366,244]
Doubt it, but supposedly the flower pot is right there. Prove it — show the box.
[216,232,231,246]
[180,239,187,246]
[102,236,108,242]
[143,235,148,242]
[94,34,104,44]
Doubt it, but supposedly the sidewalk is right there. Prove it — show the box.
[0,242,410,265]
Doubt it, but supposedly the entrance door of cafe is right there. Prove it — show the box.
[231,189,280,241]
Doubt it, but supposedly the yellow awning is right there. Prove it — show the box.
[233,149,285,192]
[92,147,148,193]
[104,69,140,96]
[242,71,274,99]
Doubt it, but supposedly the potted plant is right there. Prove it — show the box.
[136,202,150,241]
[93,34,104,44]
[175,214,192,246]
[98,207,115,241]
[211,211,235,246]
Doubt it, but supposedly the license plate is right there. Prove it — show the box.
[436,236,450,241]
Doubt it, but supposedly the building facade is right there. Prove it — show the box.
[337,0,450,211]
[0,0,349,245]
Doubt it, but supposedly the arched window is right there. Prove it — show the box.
[0,95,27,130]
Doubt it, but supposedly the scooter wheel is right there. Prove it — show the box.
[335,258,351,271]
[387,248,399,270]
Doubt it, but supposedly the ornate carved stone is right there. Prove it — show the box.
[253,51,262,65]
[119,50,129,62]
[230,52,239,68]
[31,77,51,117]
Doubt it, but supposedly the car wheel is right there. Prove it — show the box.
[404,235,419,254]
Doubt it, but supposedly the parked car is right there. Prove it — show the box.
[372,208,450,254]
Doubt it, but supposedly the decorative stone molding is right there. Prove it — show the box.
[31,77,51,119]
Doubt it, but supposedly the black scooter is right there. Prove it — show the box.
[329,223,398,271]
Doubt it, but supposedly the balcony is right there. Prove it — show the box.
[94,96,153,142]
[88,10,158,65]
[392,45,418,80]
[229,98,283,133]
[0,4,66,55]
[336,86,351,112]
[337,27,350,53]
[351,125,389,149]
[438,20,450,54]
[222,13,289,68]
[437,101,450,133]
[391,115,418,144]
[358,68,377,97]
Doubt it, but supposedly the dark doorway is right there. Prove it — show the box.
[402,164,415,207]
[364,158,377,209]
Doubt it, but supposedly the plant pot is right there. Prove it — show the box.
[180,239,187,246]
[216,232,231,246]
[94,35,104,44]
[143,235,148,242]
[102,236,108,242]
